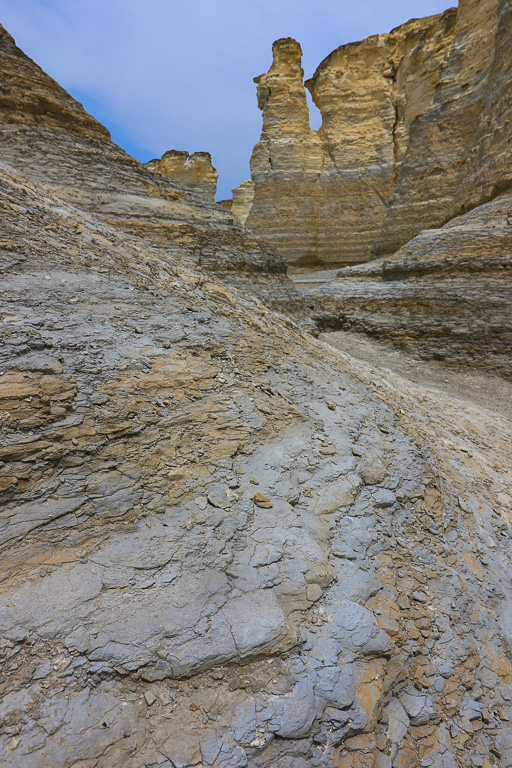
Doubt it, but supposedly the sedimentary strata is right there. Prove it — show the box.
[374,0,512,256]
[240,0,512,269]
[0,20,512,768]
[244,12,457,266]
[230,180,255,227]
[144,150,218,201]
[0,23,303,319]
[298,191,512,376]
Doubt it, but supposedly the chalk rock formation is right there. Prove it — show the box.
[374,0,512,255]
[218,180,255,226]
[231,179,255,226]
[246,13,457,266]
[294,0,512,371]
[245,0,512,268]
[0,23,305,317]
[145,149,218,201]
[1,20,512,768]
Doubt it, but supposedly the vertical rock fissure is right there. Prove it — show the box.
[391,96,401,191]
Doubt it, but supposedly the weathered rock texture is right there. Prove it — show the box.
[244,0,512,267]
[231,180,255,226]
[219,180,255,226]
[293,0,512,376]
[245,12,457,266]
[374,0,512,255]
[298,191,512,376]
[144,150,218,201]
[1,21,512,768]
[0,22,305,318]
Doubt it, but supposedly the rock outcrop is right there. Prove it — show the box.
[292,0,512,372]
[144,149,218,201]
[374,0,512,255]
[1,19,512,768]
[242,0,512,268]
[230,179,255,226]
[218,180,255,226]
[245,13,457,266]
[0,23,304,317]
[299,191,512,376]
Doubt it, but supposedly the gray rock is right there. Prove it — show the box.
[268,676,317,739]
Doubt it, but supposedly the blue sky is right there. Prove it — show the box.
[0,0,456,199]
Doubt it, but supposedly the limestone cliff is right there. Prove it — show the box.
[244,0,512,267]
[0,23,305,317]
[292,0,512,373]
[230,179,255,226]
[246,13,457,266]
[144,149,218,201]
[300,191,512,375]
[374,0,512,254]
[218,179,255,226]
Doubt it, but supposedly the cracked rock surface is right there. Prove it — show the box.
[1,19,512,768]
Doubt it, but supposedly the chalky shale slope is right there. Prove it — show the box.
[1,22,512,768]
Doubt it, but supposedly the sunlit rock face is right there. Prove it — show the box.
[231,179,255,226]
[245,12,457,266]
[144,149,219,201]
[0,22,307,318]
[244,0,512,268]
[374,0,511,255]
[301,192,512,376]
[291,0,512,374]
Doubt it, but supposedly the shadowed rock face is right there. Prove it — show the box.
[1,20,512,768]
[144,150,219,201]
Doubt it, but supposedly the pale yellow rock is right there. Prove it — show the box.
[375,0,508,255]
[244,1,512,268]
[145,149,218,200]
[231,180,255,226]
[245,14,456,267]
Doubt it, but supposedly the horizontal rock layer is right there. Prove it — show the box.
[297,191,512,376]
[374,0,512,255]
[0,23,303,319]
[242,0,512,268]
[144,150,218,201]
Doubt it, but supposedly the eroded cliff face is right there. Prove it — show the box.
[245,13,457,266]
[0,23,305,317]
[144,149,218,201]
[374,0,511,255]
[291,0,512,373]
[231,179,255,226]
[300,191,512,375]
[243,0,512,267]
